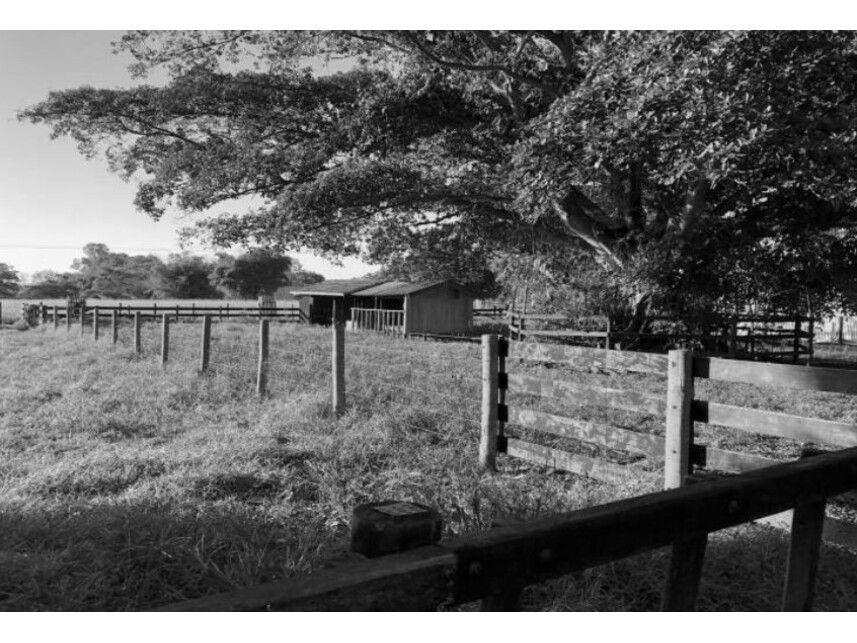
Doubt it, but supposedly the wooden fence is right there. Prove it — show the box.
[349,307,405,334]
[816,316,857,345]
[507,313,814,363]
[31,302,302,323]
[479,337,857,550]
[157,447,857,611]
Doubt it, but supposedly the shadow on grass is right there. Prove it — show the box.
[0,497,342,611]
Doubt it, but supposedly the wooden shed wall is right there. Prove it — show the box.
[405,283,473,334]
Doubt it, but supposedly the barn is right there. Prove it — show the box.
[290,279,385,325]
[350,280,474,335]
[292,279,475,335]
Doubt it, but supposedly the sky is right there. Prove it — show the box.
[0,30,377,282]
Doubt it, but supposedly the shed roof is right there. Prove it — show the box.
[354,280,456,297]
[290,279,385,297]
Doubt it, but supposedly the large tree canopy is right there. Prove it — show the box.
[21,31,857,322]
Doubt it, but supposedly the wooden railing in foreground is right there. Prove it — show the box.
[156,448,857,611]
[481,337,857,550]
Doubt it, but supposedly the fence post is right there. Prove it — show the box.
[257,319,269,398]
[133,312,141,355]
[161,314,170,367]
[111,310,118,345]
[153,302,158,321]
[660,349,705,610]
[838,316,844,345]
[793,314,800,364]
[200,315,211,373]
[664,349,694,489]
[806,317,814,366]
[350,501,442,559]
[332,300,345,415]
[66,305,72,333]
[79,305,85,337]
[479,334,500,471]
[728,318,737,358]
[782,499,826,610]
[92,306,100,341]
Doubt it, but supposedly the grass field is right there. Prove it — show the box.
[2,321,857,610]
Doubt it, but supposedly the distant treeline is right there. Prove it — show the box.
[0,243,324,300]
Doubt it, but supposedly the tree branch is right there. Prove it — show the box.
[680,171,709,234]
[398,32,559,98]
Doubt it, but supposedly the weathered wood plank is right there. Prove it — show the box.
[692,400,857,448]
[507,373,667,416]
[509,341,668,374]
[782,499,826,611]
[661,534,708,611]
[665,350,694,490]
[692,446,779,473]
[694,357,857,394]
[507,407,665,457]
[692,401,857,448]
[691,447,857,505]
[155,545,455,611]
[506,438,658,486]
[450,446,857,603]
[520,329,609,338]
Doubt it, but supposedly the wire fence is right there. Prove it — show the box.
[32,315,485,441]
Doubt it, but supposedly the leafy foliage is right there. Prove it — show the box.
[0,263,21,297]
[210,249,292,298]
[154,253,223,299]
[20,272,83,299]
[20,31,857,319]
[70,243,163,299]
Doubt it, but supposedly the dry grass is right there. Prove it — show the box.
[1,322,857,610]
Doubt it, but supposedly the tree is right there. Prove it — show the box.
[20,272,83,299]
[286,269,325,288]
[71,243,162,298]
[211,249,292,298]
[20,31,857,323]
[154,253,222,299]
[0,263,21,297]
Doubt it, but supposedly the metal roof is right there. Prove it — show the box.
[353,281,453,297]
[290,279,386,297]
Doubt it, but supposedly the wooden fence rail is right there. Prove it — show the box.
[480,336,857,551]
[507,313,815,363]
[350,307,405,334]
[157,447,857,611]
[32,302,302,322]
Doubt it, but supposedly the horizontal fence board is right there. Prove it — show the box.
[509,341,668,375]
[506,439,658,486]
[756,512,857,553]
[519,330,609,338]
[507,373,667,416]
[692,401,857,448]
[694,357,857,394]
[508,407,665,458]
[451,447,857,602]
[156,546,455,611]
[693,446,779,473]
